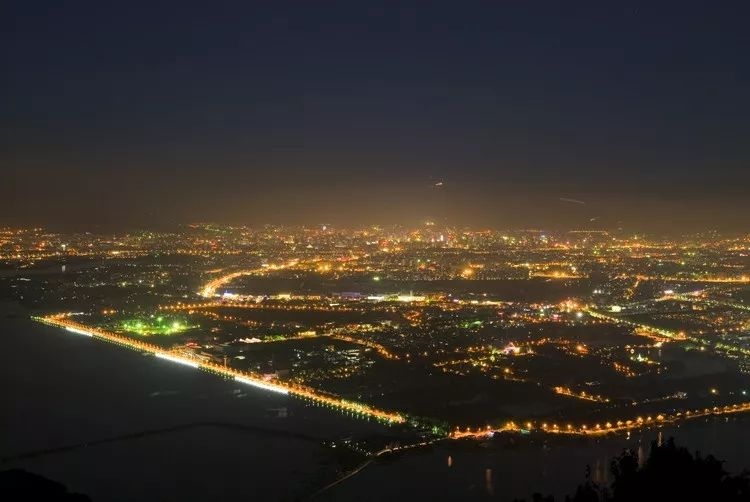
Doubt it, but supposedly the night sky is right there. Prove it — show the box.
[4,2,749,232]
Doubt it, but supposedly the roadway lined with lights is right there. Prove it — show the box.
[588,305,750,359]
[553,386,610,403]
[671,293,750,313]
[614,274,750,284]
[193,271,750,439]
[33,313,750,445]
[33,314,406,424]
[33,268,750,445]
[199,260,300,297]
[450,402,750,439]
[586,307,691,342]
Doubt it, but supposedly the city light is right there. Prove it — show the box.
[235,376,289,395]
[65,326,93,337]
[20,224,750,454]
[155,352,200,369]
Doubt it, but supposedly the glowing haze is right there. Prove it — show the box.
[4,3,749,231]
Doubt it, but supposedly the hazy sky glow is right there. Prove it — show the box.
[4,2,749,231]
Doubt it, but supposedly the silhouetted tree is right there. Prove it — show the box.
[608,438,750,502]
[530,493,555,502]
[520,438,750,502]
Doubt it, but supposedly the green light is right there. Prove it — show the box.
[121,316,194,336]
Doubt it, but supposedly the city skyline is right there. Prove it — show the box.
[2,222,749,499]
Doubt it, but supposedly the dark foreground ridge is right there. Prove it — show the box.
[0,469,91,502]
[517,438,750,502]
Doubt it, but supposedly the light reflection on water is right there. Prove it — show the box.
[4,304,750,500]
[330,418,750,501]
[485,468,494,496]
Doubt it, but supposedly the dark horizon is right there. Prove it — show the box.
[5,2,750,232]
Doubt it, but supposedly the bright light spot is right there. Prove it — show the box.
[235,376,289,395]
[155,353,199,368]
[66,326,93,337]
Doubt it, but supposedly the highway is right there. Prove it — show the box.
[33,310,750,445]
[32,314,406,425]
[585,307,693,342]
[614,274,749,284]
[199,260,300,297]
[450,401,750,439]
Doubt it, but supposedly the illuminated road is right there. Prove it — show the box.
[162,302,358,314]
[450,402,750,439]
[587,305,750,358]
[32,313,750,446]
[199,260,300,297]
[585,307,692,343]
[553,386,610,403]
[32,314,406,425]
[615,274,749,284]
[670,293,750,313]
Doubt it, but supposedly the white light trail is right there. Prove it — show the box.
[235,376,289,395]
[155,352,200,368]
[66,326,93,337]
